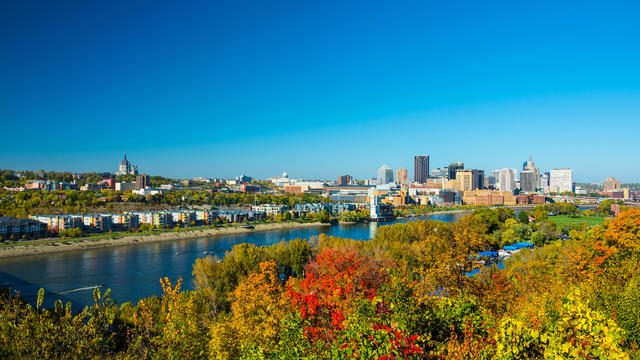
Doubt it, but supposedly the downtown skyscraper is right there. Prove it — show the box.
[414,155,429,184]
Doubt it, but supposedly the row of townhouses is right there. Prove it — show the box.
[30,209,267,235]
[12,202,365,240]
[0,216,48,240]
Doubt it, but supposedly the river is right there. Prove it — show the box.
[0,212,465,309]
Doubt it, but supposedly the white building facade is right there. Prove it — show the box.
[549,169,573,193]
[498,168,517,193]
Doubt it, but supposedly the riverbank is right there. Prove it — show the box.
[0,222,331,259]
[0,208,475,259]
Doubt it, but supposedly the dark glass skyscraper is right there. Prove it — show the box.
[414,155,429,184]
[448,162,464,180]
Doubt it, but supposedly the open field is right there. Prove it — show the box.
[548,215,607,227]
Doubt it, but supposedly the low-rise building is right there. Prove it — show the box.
[195,210,217,224]
[241,184,260,193]
[31,215,83,233]
[25,180,77,191]
[461,190,519,205]
[80,183,103,191]
[252,204,289,216]
[116,182,137,191]
[294,203,357,214]
[136,211,171,228]
[82,214,113,233]
[169,210,197,225]
[218,210,265,223]
[0,216,47,240]
[322,185,373,203]
[132,188,164,196]
[112,213,140,230]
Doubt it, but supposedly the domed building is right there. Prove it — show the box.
[271,170,293,187]
[116,154,139,176]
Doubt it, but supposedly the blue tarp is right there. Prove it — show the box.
[478,251,498,257]
[465,269,481,277]
[466,243,534,277]
[512,242,535,249]
[465,262,506,277]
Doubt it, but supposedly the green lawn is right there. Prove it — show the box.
[548,215,607,228]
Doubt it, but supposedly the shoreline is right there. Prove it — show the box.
[0,208,474,259]
[0,222,331,259]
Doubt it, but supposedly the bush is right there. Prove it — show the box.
[59,228,83,238]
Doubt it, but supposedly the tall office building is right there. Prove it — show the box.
[396,168,408,185]
[498,168,517,192]
[488,170,500,187]
[414,155,429,184]
[136,174,150,190]
[431,167,449,179]
[457,169,484,191]
[377,165,394,185]
[550,169,574,193]
[519,171,538,193]
[541,172,550,189]
[448,162,464,180]
[337,175,352,186]
[523,156,541,188]
[603,177,621,191]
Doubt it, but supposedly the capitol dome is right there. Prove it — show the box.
[282,171,288,178]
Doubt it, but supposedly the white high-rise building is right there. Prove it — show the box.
[377,164,394,185]
[550,169,573,193]
[489,170,501,187]
[498,168,517,193]
[540,172,550,189]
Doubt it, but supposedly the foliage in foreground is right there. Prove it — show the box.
[0,208,639,359]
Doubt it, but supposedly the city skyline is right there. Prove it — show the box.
[1,153,633,186]
[2,1,640,181]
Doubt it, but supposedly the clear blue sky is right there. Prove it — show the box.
[2,1,639,182]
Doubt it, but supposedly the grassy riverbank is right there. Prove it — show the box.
[0,222,331,258]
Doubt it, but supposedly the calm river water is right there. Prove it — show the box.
[0,212,465,308]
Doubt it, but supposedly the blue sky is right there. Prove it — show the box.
[2,0,639,182]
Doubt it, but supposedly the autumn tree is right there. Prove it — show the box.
[287,246,390,342]
[209,260,290,358]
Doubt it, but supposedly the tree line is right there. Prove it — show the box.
[0,189,330,218]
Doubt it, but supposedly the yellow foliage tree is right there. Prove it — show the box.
[209,260,289,359]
